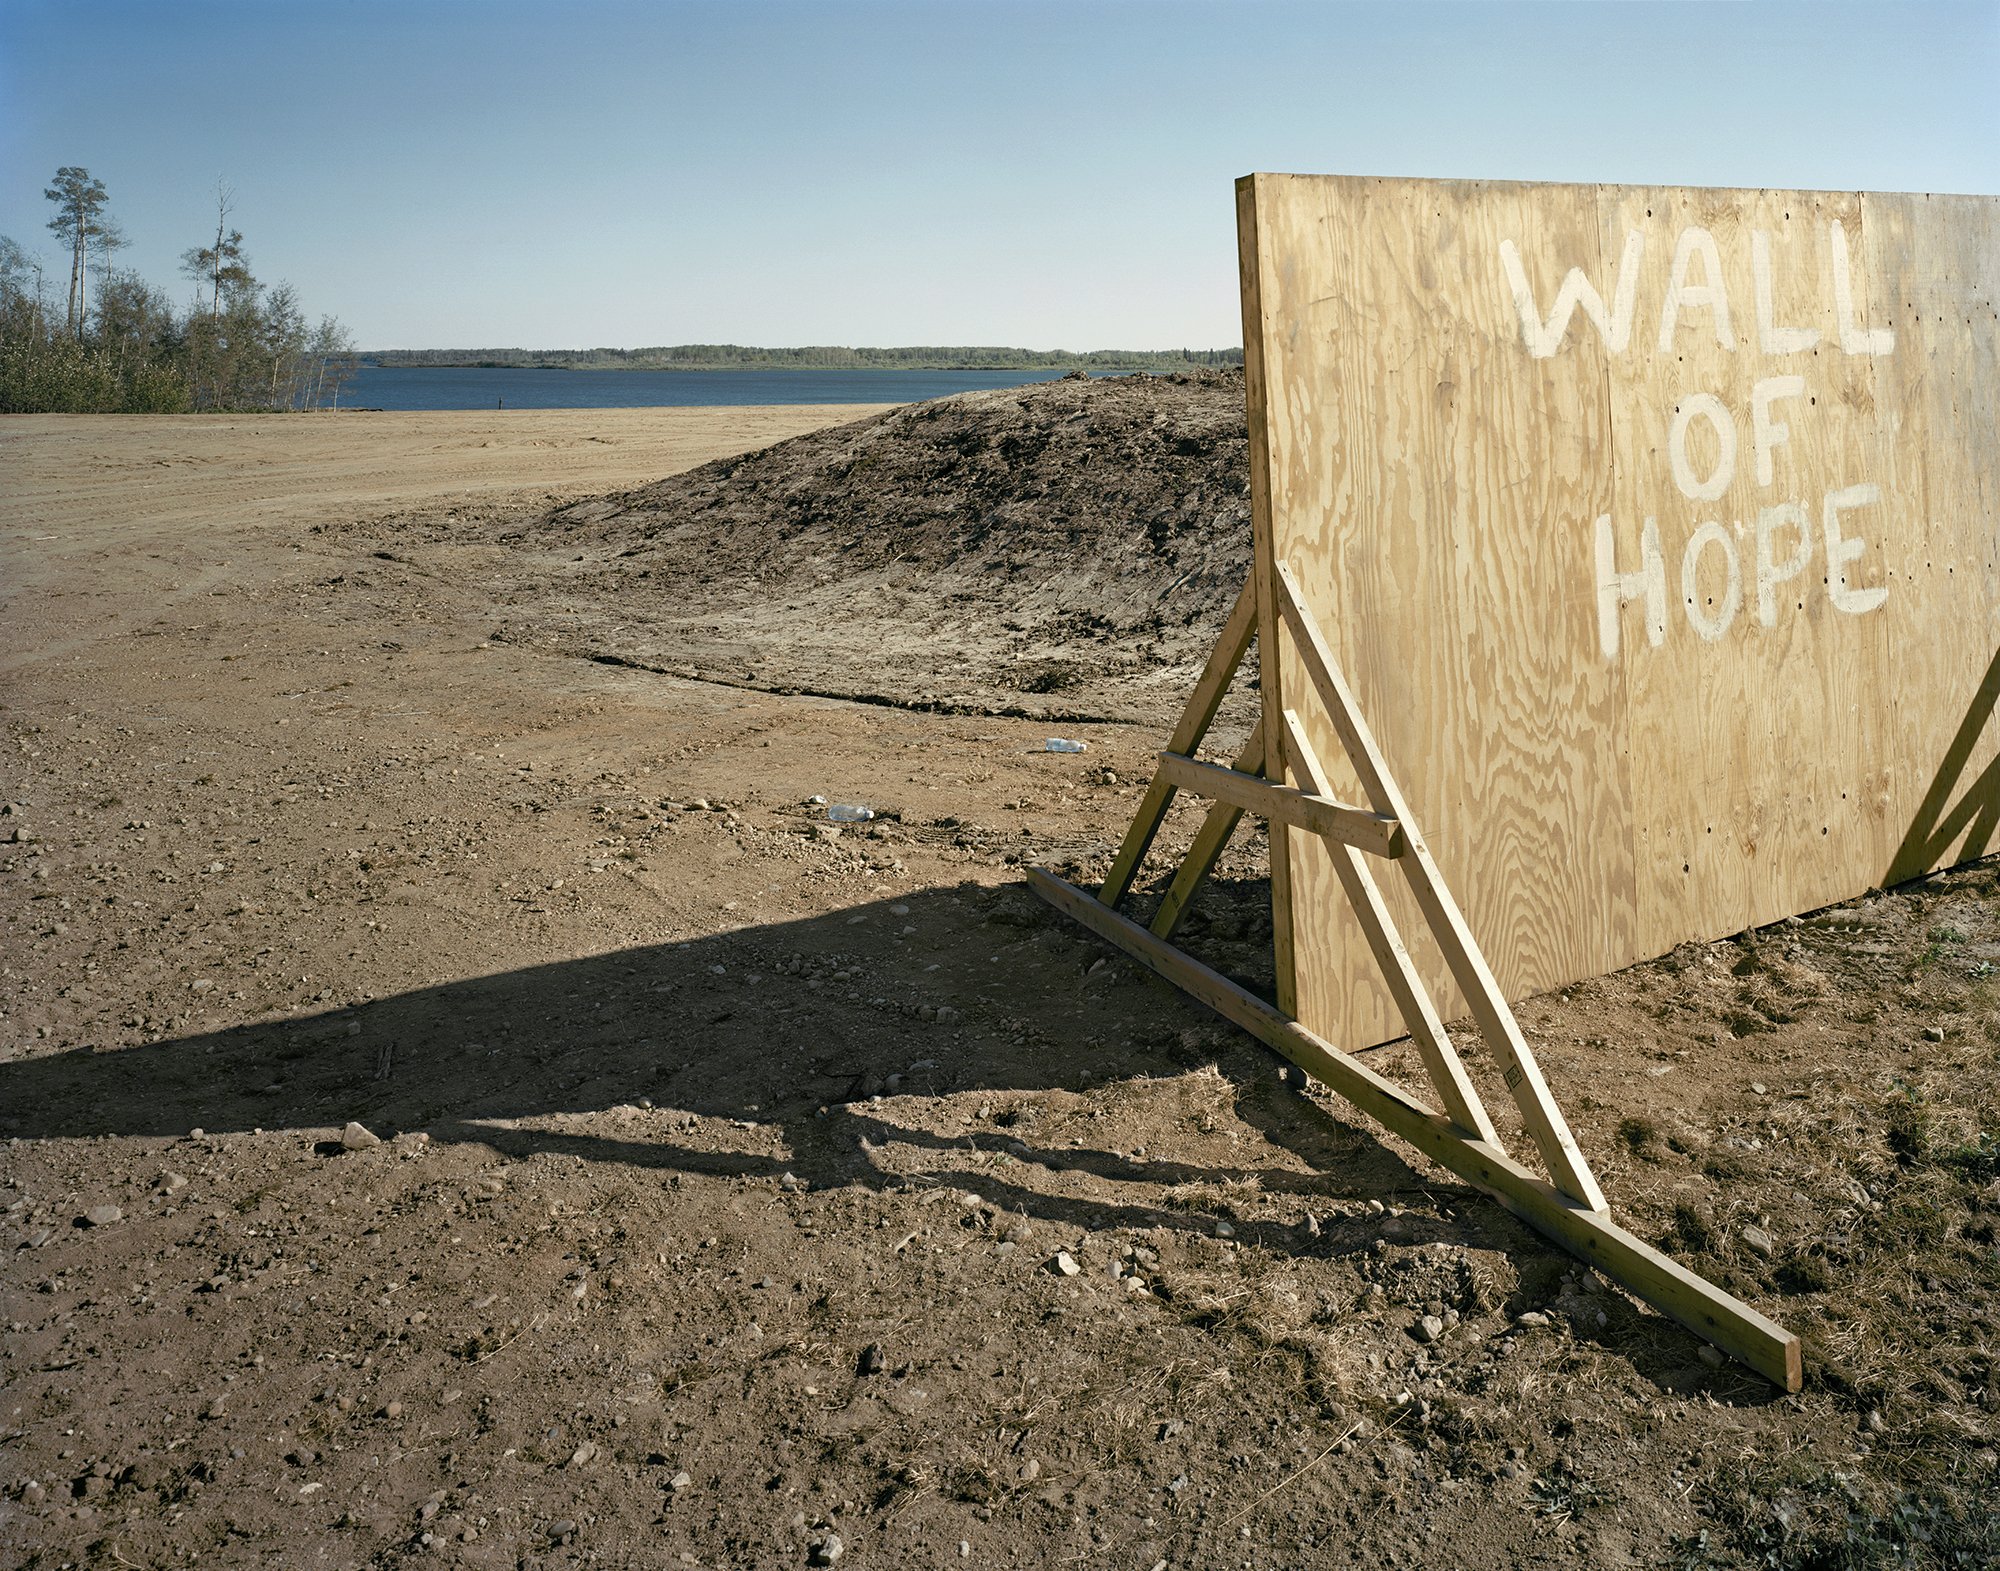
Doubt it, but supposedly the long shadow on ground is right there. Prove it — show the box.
[2,880,1403,1201]
[1,876,1728,1389]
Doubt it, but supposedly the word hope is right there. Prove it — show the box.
[1594,486,1886,659]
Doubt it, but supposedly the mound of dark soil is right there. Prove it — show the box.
[502,370,1254,722]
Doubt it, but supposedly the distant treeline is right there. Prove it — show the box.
[366,344,1244,372]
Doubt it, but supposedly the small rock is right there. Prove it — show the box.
[1514,1311,1550,1329]
[340,1122,380,1152]
[204,1397,226,1419]
[1414,1314,1446,1344]
[1922,1025,1946,1044]
[383,1401,403,1420]
[669,1470,693,1491]
[81,1204,121,1227]
[22,1479,45,1507]
[857,1343,885,1376]
[1741,1224,1776,1259]
[1213,1220,1235,1238]
[157,1172,187,1193]
[547,1519,577,1543]
[1697,1344,1726,1370]
[568,1441,598,1468]
[1864,1408,1887,1433]
[810,1532,845,1565]
[1050,1251,1081,1277]
[1750,1082,1768,1096]
[1018,1458,1041,1482]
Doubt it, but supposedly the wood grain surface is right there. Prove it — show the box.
[1236,173,1999,1050]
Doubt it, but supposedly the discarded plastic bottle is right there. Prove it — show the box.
[1043,738,1089,753]
[826,804,875,823]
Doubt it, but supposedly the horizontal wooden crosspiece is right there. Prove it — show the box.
[1154,749,1404,859]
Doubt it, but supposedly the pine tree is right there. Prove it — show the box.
[43,167,124,337]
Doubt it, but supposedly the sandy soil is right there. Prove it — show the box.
[1,401,1995,1571]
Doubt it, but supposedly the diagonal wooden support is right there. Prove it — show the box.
[1036,566,1801,1388]
[1151,719,1263,941]
[1026,864,1803,1392]
[1273,560,1606,1213]
[1098,578,1258,909]
[1281,710,1499,1146]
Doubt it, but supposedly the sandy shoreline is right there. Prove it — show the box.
[0,406,902,538]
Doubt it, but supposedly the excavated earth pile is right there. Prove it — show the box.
[489,369,1255,724]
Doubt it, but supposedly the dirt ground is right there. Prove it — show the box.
[2,390,1996,1571]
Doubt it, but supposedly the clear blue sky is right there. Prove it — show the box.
[3,0,1995,350]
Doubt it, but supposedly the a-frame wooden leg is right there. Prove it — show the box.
[1274,561,1606,1213]
[1025,865,1802,1393]
[1028,562,1803,1390]
[1281,711,1500,1146]
[1150,719,1264,941]
[1098,579,1258,910]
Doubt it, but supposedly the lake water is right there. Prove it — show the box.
[341,364,1125,411]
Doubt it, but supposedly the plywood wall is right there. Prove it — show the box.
[1237,174,1999,1051]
